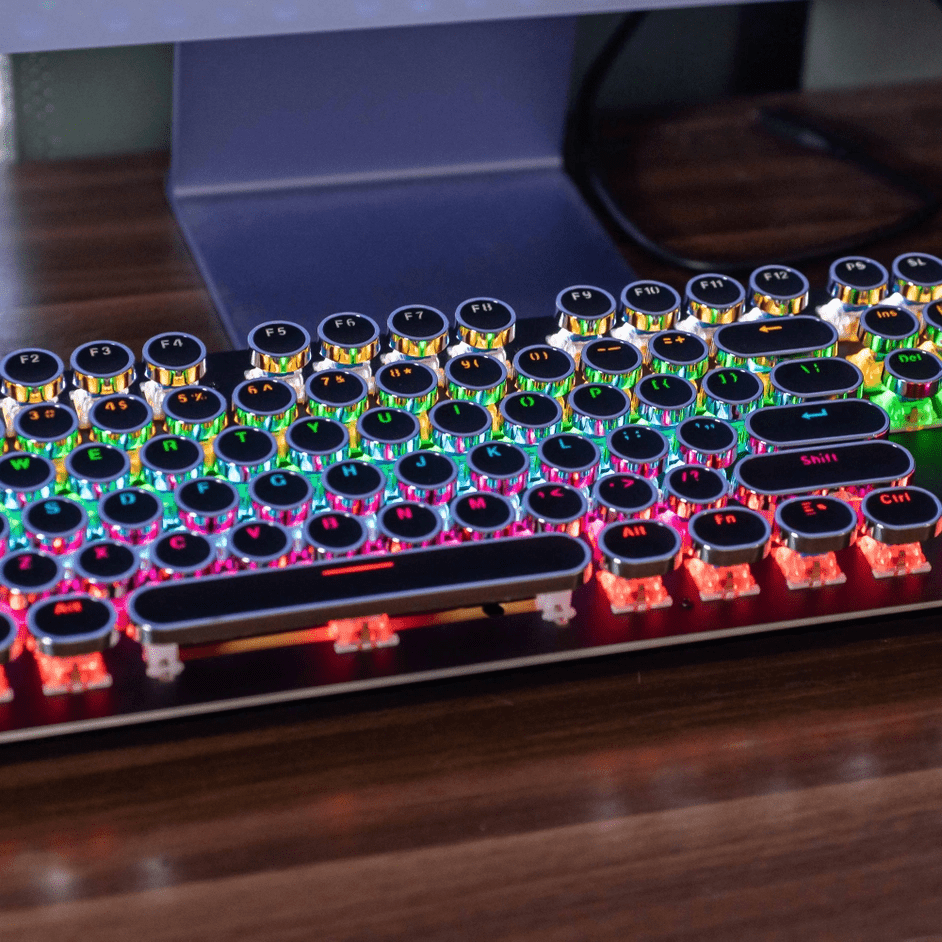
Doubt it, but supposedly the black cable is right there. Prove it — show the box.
[565,12,941,274]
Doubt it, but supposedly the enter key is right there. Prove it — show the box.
[745,399,890,452]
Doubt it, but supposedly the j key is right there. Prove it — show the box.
[428,400,492,452]
[227,520,294,569]
[699,367,764,420]
[285,416,349,472]
[555,286,617,337]
[72,540,140,597]
[745,399,889,453]
[445,352,507,405]
[466,441,530,495]
[597,519,682,579]
[0,550,62,606]
[175,478,240,533]
[749,265,809,316]
[14,402,79,458]
[606,425,669,478]
[322,460,386,515]
[303,511,368,560]
[579,337,643,388]
[892,252,942,304]
[568,384,631,436]
[591,472,658,523]
[513,345,576,398]
[356,407,421,460]
[621,280,680,333]
[857,305,919,358]
[317,314,380,364]
[663,465,729,517]
[769,357,864,404]
[162,386,228,440]
[388,305,450,358]
[99,488,164,545]
[149,531,216,579]
[0,348,65,403]
[674,417,739,468]
[129,533,591,646]
[305,369,369,423]
[139,435,205,491]
[231,378,298,431]
[634,373,698,425]
[376,501,443,550]
[499,392,563,445]
[249,470,314,526]
[450,490,516,539]
[522,483,587,535]
[90,393,154,448]
[66,443,131,499]
[775,495,857,555]
[375,361,439,413]
[0,452,57,508]
[648,330,709,380]
[685,273,746,325]
[143,332,207,386]
[714,316,838,368]
[27,594,118,657]
[828,256,889,306]
[23,497,87,554]
[247,320,312,374]
[734,440,914,508]
[394,451,459,504]
[861,486,942,545]
[213,426,278,482]
[882,348,942,400]
[455,298,516,349]
[538,433,601,487]
[71,340,135,395]
[688,506,772,567]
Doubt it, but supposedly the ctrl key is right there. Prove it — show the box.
[594,520,681,613]
[857,486,942,578]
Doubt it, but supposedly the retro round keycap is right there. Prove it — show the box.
[428,400,492,452]
[99,488,164,545]
[249,469,314,525]
[775,495,857,555]
[621,280,681,332]
[498,391,563,445]
[0,452,57,507]
[143,332,207,386]
[591,473,658,522]
[445,352,507,405]
[356,407,421,460]
[377,501,443,549]
[466,441,530,495]
[317,313,380,364]
[303,511,369,560]
[537,433,600,487]
[522,483,587,534]
[688,506,772,567]
[285,416,349,472]
[663,464,729,517]
[14,402,79,458]
[769,357,863,404]
[0,514,9,558]
[66,443,131,499]
[232,377,298,431]
[388,305,450,357]
[648,330,709,379]
[861,486,942,545]
[749,265,809,315]
[455,298,516,349]
[90,393,154,448]
[247,320,312,374]
[580,337,642,387]
[73,540,139,596]
[828,256,888,306]
[375,361,439,413]
[555,286,617,336]
[699,367,764,419]
[322,460,386,514]
[513,345,575,398]
[0,348,65,403]
[175,477,240,533]
[597,519,682,579]
[449,490,516,539]
[0,550,62,604]
[162,385,228,440]
[70,340,135,394]
[150,531,216,579]
[882,348,942,400]
[394,450,459,504]
[305,369,368,423]
[923,300,942,345]
[567,384,631,436]
[23,497,87,554]
[213,426,278,482]
[27,594,117,657]
[227,520,293,569]
[684,273,746,324]
[634,373,698,425]
[139,435,204,491]
[674,417,738,468]
[857,305,919,358]
[606,425,670,478]
[892,252,942,304]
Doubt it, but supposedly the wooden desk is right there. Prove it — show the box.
[3,82,942,940]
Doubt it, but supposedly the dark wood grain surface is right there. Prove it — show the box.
[3,81,942,940]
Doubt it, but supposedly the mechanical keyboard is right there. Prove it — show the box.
[2,252,942,743]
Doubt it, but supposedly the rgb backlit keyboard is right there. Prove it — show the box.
[2,252,942,742]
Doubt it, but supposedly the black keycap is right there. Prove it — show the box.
[522,483,587,532]
[304,511,368,560]
[213,426,278,481]
[715,316,838,365]
[249,469,314,525]
[746,399,889,452]
[621,280,680,332]
[467,441,529,494]
[306,369,369,421]
[99,488,164,544]
[455,297,516,347]
[663,465,729,515]
[606,425,669,477]
[66,443,131,498]
[285,416,349,472]
[0,452,56,505]
[861,486,942,545]
[73,540,139,594]
[151,531,216,577]
[688,506,771,567]
[377,502,442,547]
[597,520,681,579]
[675,416,738,468]
[445,352,507,404]
[580,337,642,386]
[499,391,563,443]
[322,460,386,514]
[139,435,204,489]
[162,385,227,438]
[591,473,658,522]
[769,357,863,403]
[27,594,117,657]
[394,451,459,504]
[775,495,857,555]
[23,497,87,552]
[228,520,293,568]
[0,550,62,598]
[538,433,600,486]
[568,384,631,435]
[428,399,492,451]
[450,491,515,538]
[175,478,240,533]
[356,407,420,459]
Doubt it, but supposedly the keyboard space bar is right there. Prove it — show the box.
[128,533,592,646]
